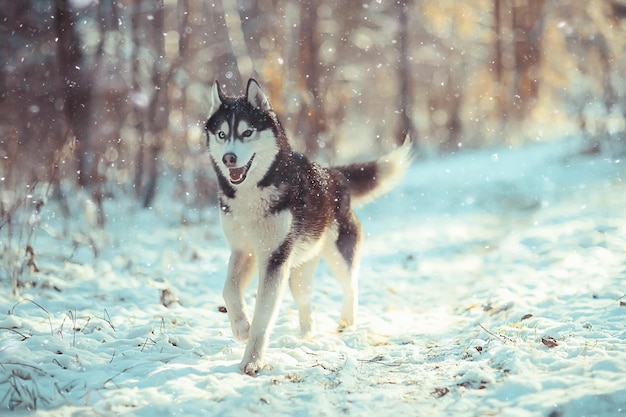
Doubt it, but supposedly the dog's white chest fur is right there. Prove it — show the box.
[220,185,292,255]
[220,183,332,267]
[224,184,275,218]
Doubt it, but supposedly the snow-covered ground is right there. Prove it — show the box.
[1,137,625,416]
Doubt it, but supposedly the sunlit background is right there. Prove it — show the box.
[1,2,626,413]
[1,0,625,214]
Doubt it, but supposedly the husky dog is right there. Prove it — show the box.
[205,79,412,375]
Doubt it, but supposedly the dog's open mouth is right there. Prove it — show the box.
[228,154,255,184]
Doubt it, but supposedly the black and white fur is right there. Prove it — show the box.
[205,79,412,375]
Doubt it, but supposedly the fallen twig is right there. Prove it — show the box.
[358,355,401,367]
[478,323,515,344]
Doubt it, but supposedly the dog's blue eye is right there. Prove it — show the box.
[218,131,226,139]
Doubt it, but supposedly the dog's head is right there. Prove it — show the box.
[205,79,279,187]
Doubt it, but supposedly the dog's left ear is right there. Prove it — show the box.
[209,80,225,115]
[246,79,271,111]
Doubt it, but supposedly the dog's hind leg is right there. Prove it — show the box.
[289,256,320,339]
[326,252,359,329]
[223,249,257,342]
[324,213,362,329]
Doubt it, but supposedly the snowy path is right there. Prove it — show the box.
[1,139,625,416]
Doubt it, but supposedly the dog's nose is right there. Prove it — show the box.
[222,152,237,167]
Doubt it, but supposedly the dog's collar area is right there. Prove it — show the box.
[228,153,255,184]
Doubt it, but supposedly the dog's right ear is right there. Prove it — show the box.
[209,81,225,114]
[246,78,271,112]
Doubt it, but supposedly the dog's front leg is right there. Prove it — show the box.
[240,244,291,375]
[223,250,257,342]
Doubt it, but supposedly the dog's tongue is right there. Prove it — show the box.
[229,167,246,183]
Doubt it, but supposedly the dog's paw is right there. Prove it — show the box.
[337,319,354,333]
[300,321,315,341]
[299,317,314,339]
[301,329,314,342]
[231,318,250,342]
[240,359,272,376]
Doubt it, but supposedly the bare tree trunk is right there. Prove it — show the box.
[237,0,285,99]
[131,0,146,199]
[208,0,243,91]
[297,0,325,156]
[396,0,416,145]
[55,0,108,225]
[494,0,503,85]
[512,0,546,118]
[128,0,169,208]
[54,0,94,187]
[142,0,167,208]
[493,0,514,123]
[178,0,190,55]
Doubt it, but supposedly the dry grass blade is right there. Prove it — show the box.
[0,364,51,411]
[8,299,53,335]
[0,327,30,341]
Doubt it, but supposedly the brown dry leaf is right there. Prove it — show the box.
[541,336,558,348]
[26,245,40,273]
[489,301,514,315]
[458,380,488,389]
[160,288,177,308]
[218,305,228,313]
[432,387,450,398]
[520,313,533,321]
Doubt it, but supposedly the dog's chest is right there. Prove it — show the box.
[221,185,279,220]
[219,185,293,251]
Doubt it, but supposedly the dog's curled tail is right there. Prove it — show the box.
[336,136,413,207]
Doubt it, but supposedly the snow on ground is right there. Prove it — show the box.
[1,137,625,416]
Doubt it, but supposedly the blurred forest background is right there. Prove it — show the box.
[1,0,626,293]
